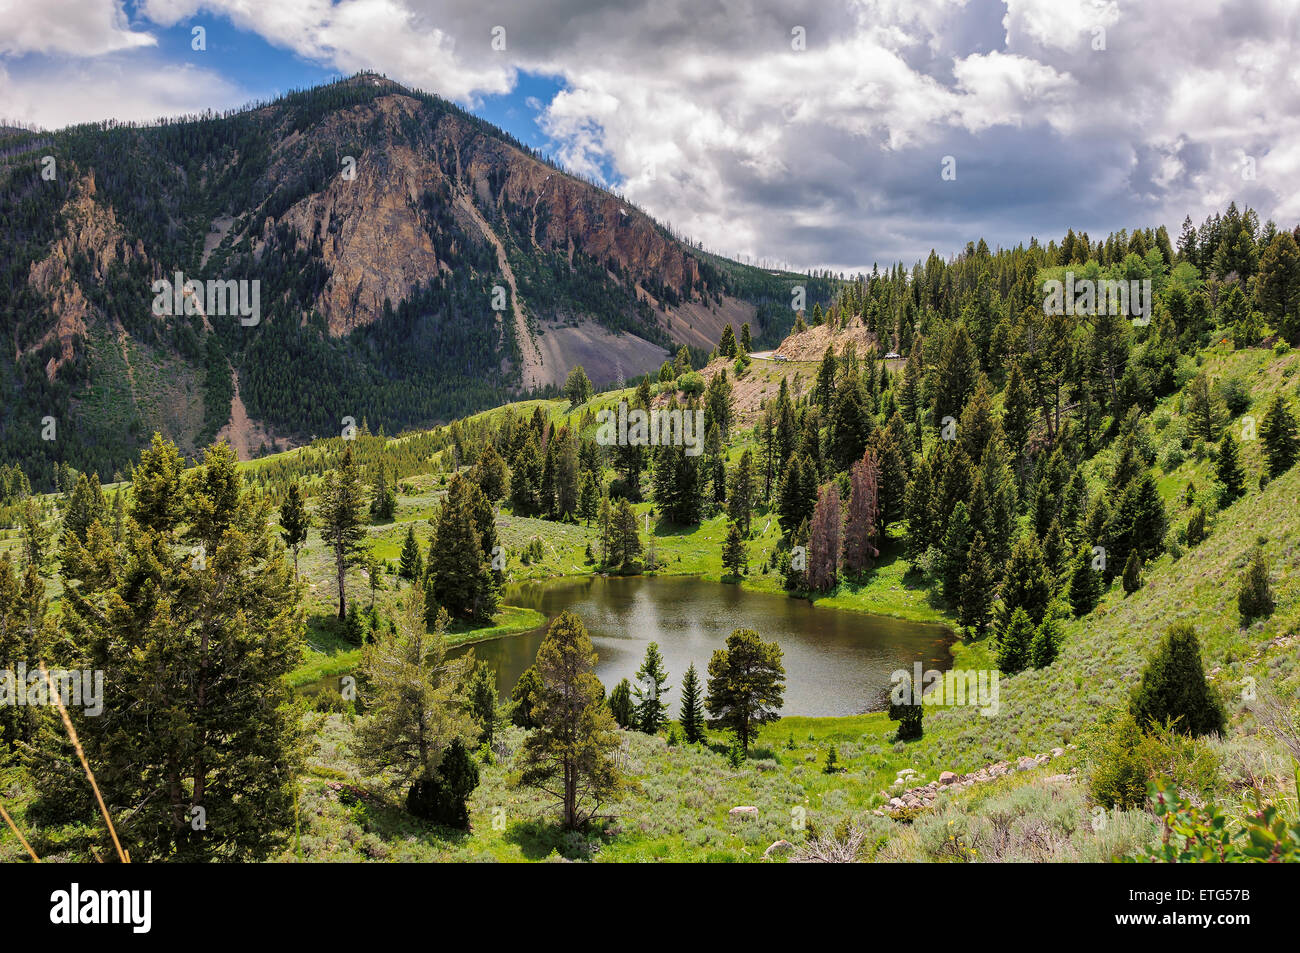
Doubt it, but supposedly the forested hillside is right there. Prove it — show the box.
[0,73,833,489]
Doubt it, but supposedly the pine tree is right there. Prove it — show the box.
[939,501,971,602]
[1122,548,1143,593]
[722,520,747,578]
[1067,542,1099,616]
[355,584,478,823]
[278,481,310,578]
[398,523,424,581]
[1237,548,1275,622]
[319,446,368,619]
[679,663,705,743]
[466,659,500,748]
[777,453,813,537]
[740,322,753,354]
[1130,622,1226,736]
[608,678,634,728]
[726,448,757,536]
[633,641,671,733]
[578,471,600,525]
[888,673,924,741]
[718,324,738,358]
[1186,372,1219,442]
[1216,431,1245,502]
[369,461,397,521]
[517,611,628,829]
[61,472,105,545]
[1030,616,1062,668]
[611,498,642,571]
[957,531,996,638]
[999,534,1054,627]
[1257,231,1300,342]
[705,628,785,753]
[1259,393,1299,478]
[510,666,544,729]
[996,607,1034,675]
[564,365,594,406]
[35,440,302,860]
[428,474,500,622]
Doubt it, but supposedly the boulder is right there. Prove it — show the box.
[938,771,958,785]
[728,806,759,818]
[763,839,794,859]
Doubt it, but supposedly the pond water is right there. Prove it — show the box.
[452,575,954,716]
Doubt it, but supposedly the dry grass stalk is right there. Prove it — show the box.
[39,661,129,863]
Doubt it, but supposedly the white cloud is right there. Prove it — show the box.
[0,0,155,56]
[4,0,1300,268]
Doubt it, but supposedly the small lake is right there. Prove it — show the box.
[453,576,954,716]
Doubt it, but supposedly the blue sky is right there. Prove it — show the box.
[2,0,1297,272]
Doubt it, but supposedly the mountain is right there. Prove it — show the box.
[0,73,833,485]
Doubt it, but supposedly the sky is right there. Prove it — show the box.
[1,0,1298,273]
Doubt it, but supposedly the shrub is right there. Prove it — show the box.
[1130,622,1226,736]
[1126,780,1300,862]
[1088,709,1149,810]
[1237,548,1275,623]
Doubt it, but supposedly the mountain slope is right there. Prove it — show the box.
[0,73,832,485]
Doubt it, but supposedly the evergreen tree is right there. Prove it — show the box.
[1257,231,1300,342]
[1259,393,1299,477]
[1216,431,1246,503]
[1130,622,1226,737]
[726,448,757,536]
[888,673,924,741]
[679,663,705,743]
[704,628,785,753]
[398,523,424,581]
[278,481,310,578]
[739,322,753,354]
[777,453,814,537]
[1030,616,1062,668]
[369,462,397,521]
[957,531,996,638]
[611,498,642,571]
[999,534,1054,627]
[61,472,105,545]
[428,474,500,622]
[608,678,634,728]
[1237,548,1275,622]
[36,440,302,860]
[510,666,544,729]
[517,611,628,829]
[1067,542,1099,616]
[1122,548,1143,593]
[578,470,601,525]
[633,641,671,733]
[722,520,747,578]
[718,324,738,358]
[355,584,478,824]
[319,446,368,619]
[939,500,971,602]
[472,443,509,501]
[564,365,594,406]
[996,607,1034,675]
[467,659,500,747]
